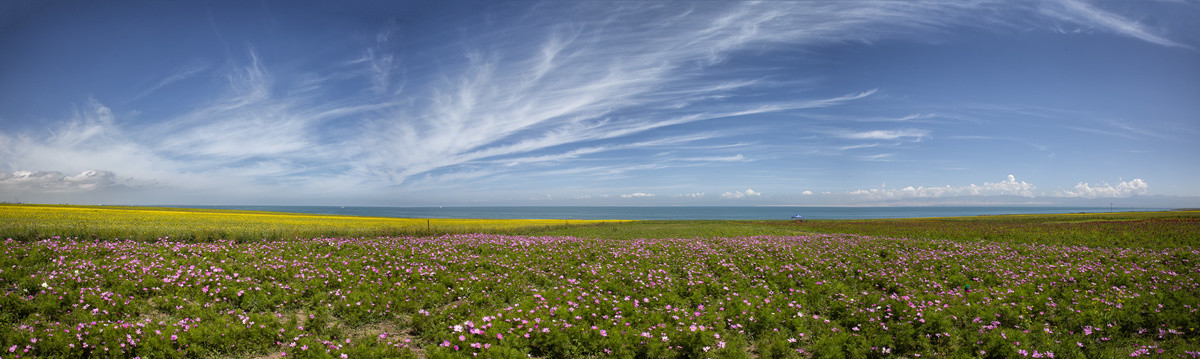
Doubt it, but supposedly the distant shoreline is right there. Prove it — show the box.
[4,202,1188,221]
[155,204,1174,221]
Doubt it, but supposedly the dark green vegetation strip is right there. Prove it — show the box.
[531,210,1200,249]
[2,206,1198,358]
[5,204,1197,249]
[781,210,1200,250]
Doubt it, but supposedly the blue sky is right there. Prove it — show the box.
[1,0,1198,206]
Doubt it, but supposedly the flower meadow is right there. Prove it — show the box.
[2,233,1198,358]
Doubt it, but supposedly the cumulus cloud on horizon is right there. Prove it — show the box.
[722,188,762,199]
[850,174,1036,200]
[1058,178,1149,198]
[849,175,1150,201]
[620,192,655,198]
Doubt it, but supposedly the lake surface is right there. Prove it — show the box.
[170,205,1167,220]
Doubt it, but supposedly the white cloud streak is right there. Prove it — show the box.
[493,132,724,167]
[353,1,1013,184]
[838,129,929,141]
[0,53,382,200]
[129,62,210,102]
[1041,0,1190,49]
[676,154,747,162]
[2,2,1002,201]
[0,100,184,188]
[860,153,896,162]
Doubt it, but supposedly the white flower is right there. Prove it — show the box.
[453,325,463,332]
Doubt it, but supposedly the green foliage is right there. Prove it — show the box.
[790,211,1200,249]
[0,207,1197,357]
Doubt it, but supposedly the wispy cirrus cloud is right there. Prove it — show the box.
[129,61,210,102]
[1064,119,1174,140]
[347,0,1064,182]
[493,132,725,167]
[6,1,1188,205]
[0,100,181,187]
[860,153,897,162]
[676,154,747,162]
[343,2,978,185]
[2,2,1003,202]
[837,129,929,141]
[1040,0,1191,49]
[836,143,884,151]
[947,135,1048,151]
[0,52,381,198]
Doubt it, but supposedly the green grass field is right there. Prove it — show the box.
[528,210,1200,249]
[6,203,1198,248]
[1,204,1198,358]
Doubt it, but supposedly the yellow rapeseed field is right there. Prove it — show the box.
[0,203,628,241]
